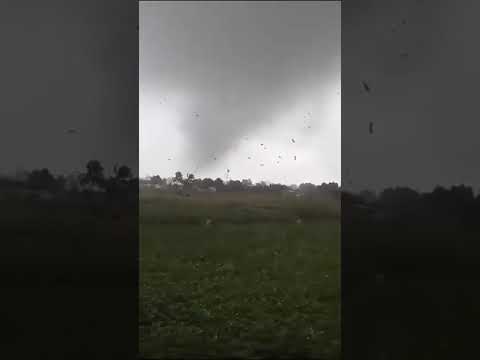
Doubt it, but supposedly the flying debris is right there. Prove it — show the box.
[369,122,374,134]
[361,81,371,93]
[260,143,264,146]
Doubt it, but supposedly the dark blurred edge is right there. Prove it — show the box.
[0,1,138,359]
[342,1,480,359]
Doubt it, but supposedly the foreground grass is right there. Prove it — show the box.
[140,191,340,359]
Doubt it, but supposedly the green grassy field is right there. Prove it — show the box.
[140,190,340,359]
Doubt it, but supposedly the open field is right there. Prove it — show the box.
[140,190,340,359]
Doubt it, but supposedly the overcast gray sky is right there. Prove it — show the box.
[140,1,341,185]
[0,2,138,178]
[343,0,480,193]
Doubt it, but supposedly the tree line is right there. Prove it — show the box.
[0,160,137,196]
[345,184,480,228]
[141,171,341,195]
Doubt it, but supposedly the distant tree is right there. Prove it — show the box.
[327,182,340,191]
[183,173,195,190]
[227,180,243,192]
[191,178,201,187]
[379,187,420,207]
[150,175,162,185]
[26,168,57,192]
[115,165,132,181]
[175,171,183,184]
[201,178,215,189]
[299,183,316,194]
[253,181,268,192]
[241,179,253,188]
[269,183,287,192]
[214,177,224,190]
[187,173,195,183]
[375,187,423,221]
[424,185,475,219]
[81,160,105,188]
[106,165,133,196]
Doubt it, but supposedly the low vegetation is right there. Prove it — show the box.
[140,190,340,359]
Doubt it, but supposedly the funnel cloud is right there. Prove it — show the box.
[140,1,340,185]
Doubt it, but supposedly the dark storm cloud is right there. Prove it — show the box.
[343,0,480,192]
[0,1,138,176]
[140,1,340,170]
